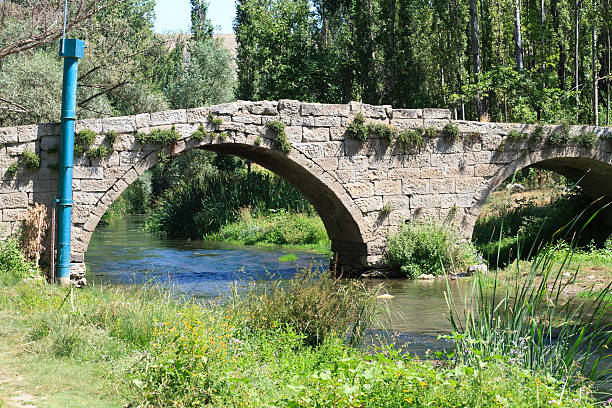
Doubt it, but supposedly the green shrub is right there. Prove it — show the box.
[366,122,397,143]
[385,222,477,278]
[105,130,118,146]
[546,123,570,146]
[191,125,209,141]
[231,268,381,346]
[75,129,97,156]
[506,129,528,142]
[397,129,424,150]
[422,126,438,138]
[22,150,40,169]
[347,113,368,141]
[442,122,460,142]
[136,126,180,146]
[86,145,112,160]
[144,172,313,239]
[0,237,32,285]
[266,120,291,154]
[6,161,18,177]
[576,131,598,148]
[530,124,546,143]
[208,112,223,127]
[254,136,262,146]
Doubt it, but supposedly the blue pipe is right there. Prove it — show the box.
[57,39,84,285]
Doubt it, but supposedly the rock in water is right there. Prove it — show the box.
[417,273,436,280]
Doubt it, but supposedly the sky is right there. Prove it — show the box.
[154,0,236,34]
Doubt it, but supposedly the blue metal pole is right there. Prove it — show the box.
[57,39,84,285]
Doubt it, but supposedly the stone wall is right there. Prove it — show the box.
[1,100,611,277]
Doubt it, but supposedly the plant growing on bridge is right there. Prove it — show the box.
[575,131,598,148]
[136,126,180,146]
[191,125,210,141]
[208,113,223,127]
[6,161,19,177]
[506,129,529,142]
[105,130,118,147]
[266,120,291,154]
[546,123,570,146]
[348,113,368,141]
[397,129,424,150]
[443,122,460,142]
[530,124,546,143]
[22,150,40,169]
[366,122,397,143]
[254,136,262,146]
[86,145,113,160]
[75,129,97,156]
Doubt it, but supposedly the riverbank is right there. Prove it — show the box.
[0,274,600,407]
[204,209,331,254]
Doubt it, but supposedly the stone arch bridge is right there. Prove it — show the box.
[1,100,611,277]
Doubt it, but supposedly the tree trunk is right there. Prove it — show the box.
[593,26,599,125]
[470,0,483,119]
[390,0,396,104]
[575,0,581,118]
[514,0,524,70]
[607,25,610,125]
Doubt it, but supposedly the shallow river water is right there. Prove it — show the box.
[86,216,474,353]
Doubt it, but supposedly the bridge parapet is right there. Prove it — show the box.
[1,101,611,279]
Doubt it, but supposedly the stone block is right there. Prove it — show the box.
[75,119,103,134]
[41,135,60,151]
[278,100,301,116]
[317,157,338,171]
[0,127,18,144]
[455,177,484,193]
[355,196,382,213]
[103,116,136,133]
[150,109,187,126]
[392,109,422,119]
[322,142,343,157]
[402,179,429,195]
[2,208,25,222]
[314,116,342,127]
[301,103,350,117]
[232,114,262,125]
[17,125,39,142]
[431,178,455,193]
[373,180,402,195]
[423,108,451,119]
[0,192,28,208]
[329,127,348,141]
[293,143,324,158]
[74,167,104,179]
[248,101,278,115]
[346,182,374,198]
[390,118,423,129]
[303,127,329,142]
[419,167,444,178]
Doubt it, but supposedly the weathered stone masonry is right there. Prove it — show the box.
[1,100,611,277]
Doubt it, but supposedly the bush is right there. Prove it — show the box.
[576,131,598,148]
[530,124,546,143]
[546,123,570,146]
[266,120,292,154]
[0,237,32,285]
[397,129,424,149]
[22,150,40,169]
[443,122,460,142]
[230,268,381,346]
[75,129,97,156]
[136,126,180,146]
[347,113,368,141]
[366,122,397,143]
[385,222,477,278]
[145,172,314,239]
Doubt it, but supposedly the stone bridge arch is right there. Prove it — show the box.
[1,100,612,279]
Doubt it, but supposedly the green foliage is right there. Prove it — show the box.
[347,113,368,141]
[546,123,570,146]
[381,202,393,215]
[135,126,180,146]
[446,243,612,388]
[442,123,460,142]
[230,268,381,347]
[6,161,19,177]
[422,126,438,138]
[208,113,223,127]
[575,131,598,148]
[254,136,262,146]
[21,150,39,169]
[75,129,97,156]
[366,122,397,143]
[218,131,229,141]
[278,253,298,262]
[266,120,291,154]
[144,172,313,239]
[86,145,113,160]
[105,131,118,146]
[0,237,32,285]
[530,124,546,143]
[191,125,210,141]
[385,222,477,278]
[206,209,329,249]
[506,129,528,142]
[397,129,424,149]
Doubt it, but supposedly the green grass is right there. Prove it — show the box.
[278,253,298,262]
[204,208,331,252]
[0,270,601,407]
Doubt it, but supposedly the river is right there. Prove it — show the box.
[86,216,475,354]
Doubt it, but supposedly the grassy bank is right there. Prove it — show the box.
[204,209,331,254]
[0,271,603,407]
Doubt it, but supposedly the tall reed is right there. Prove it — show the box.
[446,204,612,393]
